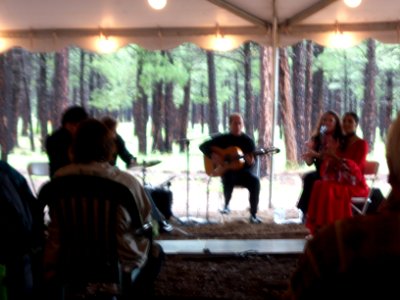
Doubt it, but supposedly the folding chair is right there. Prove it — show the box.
[351,160,380,215]
[26,162,50,195]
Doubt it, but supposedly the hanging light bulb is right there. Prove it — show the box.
[343,0,362,8]
[97,33,117,53]
[148,0,167,10]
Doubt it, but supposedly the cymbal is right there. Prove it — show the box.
[141,160,161,168]
[129,160,161,170]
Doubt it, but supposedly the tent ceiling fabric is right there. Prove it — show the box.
[0,0,399,52]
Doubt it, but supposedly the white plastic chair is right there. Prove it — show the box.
[27,162,50,195]
[351,160,380,215]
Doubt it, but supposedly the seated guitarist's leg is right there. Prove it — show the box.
[238,170,261,223]
[221,173,235,213]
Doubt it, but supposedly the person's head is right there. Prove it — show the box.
[315,110,342,139]
[342,112,359,136]
[71,118,115,164]
[61,106,88,135]
[101,116,118,138]
[386,112,400,189]
[229,113,244,136]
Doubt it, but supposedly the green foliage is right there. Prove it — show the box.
[89,49,136,110]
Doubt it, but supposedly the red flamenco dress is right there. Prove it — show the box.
[306,139,369,235]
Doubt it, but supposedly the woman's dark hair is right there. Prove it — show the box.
[312,110,344,149]
[343,111,359,124]
[71,118,115,163]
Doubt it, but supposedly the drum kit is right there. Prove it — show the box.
[129,159,162,186]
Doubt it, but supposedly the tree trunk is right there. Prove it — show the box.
[258,45,273,177]
[135,58,148,155]
[206,51,219,134]
[152,81,164,152]
[381,70,393,140]
[311,45,325,138]
[79,49,89,108]
[52,48,69,129]
[21,51,35,151]
[234,71,240,113]
[243,42,255,138]
[179,78,191,152]
[361,39,377,152]
[37,54,49,152]
[8,48,25,150]
[279,48,298,165]
[0,54,7,160]
[292,41,306,161]
[164,80,174,153]
[304,41,313,140]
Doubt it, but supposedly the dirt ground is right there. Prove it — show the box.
[153,222,308,299]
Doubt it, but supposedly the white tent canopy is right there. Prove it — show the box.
[0,0,400,52]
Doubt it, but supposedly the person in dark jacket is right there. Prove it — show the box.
[45,106,89,177]
[0,161,44,300]
[101,116,137,168]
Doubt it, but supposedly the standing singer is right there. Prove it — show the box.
[199,113,262,224]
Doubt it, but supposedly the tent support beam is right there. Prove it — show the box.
[268,0,280,210]
[282,0,339,27]
[206,0,271,30]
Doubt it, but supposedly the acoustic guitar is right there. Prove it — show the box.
[203,146,280,177]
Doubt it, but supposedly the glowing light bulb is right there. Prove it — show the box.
[329,32,353,48]
[97,35,117,53]
[344,0,362,8]
[148,0,167,10]
[213,35,233,51]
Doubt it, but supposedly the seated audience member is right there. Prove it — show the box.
[0,161,44,300]
[305,112,369,235]
[286,112,400,300]
[45,105,88,177]
[44,118,164,298]
[101,116,137,168]
[297,110,343,222]
[199,112,262,224]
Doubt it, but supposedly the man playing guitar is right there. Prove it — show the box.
[199,113,262,224]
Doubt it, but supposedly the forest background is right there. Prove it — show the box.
[0,38,394,208]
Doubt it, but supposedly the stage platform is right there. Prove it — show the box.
[158,238,306,255]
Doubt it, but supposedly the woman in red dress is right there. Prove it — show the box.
[306,112,369,235]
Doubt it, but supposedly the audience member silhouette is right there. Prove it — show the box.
[44,118,164,298]
[0,160,44,300]
[45,105,88,178]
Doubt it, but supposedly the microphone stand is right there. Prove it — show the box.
[176,138,208,225]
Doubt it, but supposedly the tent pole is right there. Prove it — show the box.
[268,0,280,209]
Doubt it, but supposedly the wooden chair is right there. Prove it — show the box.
[351,160,380,215]
[38,175,152,300]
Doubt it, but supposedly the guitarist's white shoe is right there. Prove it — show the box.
[250,215,262,224]
[219,206,231,214]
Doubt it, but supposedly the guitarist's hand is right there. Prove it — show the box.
[211,152,223,166]
[244,153,255,166]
